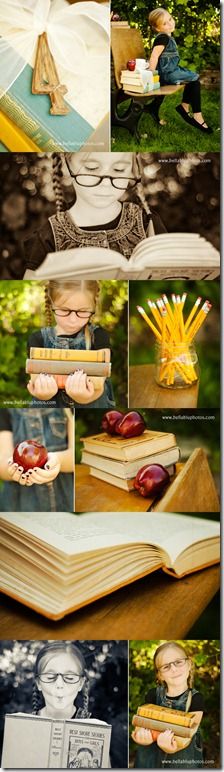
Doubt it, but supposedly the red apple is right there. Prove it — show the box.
[127,59,136,71]
[115,411,146,438]
[101,410,124,435]
[13,440,48,471]
[134,463,170,497]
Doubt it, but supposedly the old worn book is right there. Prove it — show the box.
[89,463,175,490]
[0,511,220,620]
[26,359,111,377]
[80,430,177,462]
[81,446,181,479]
[30,347,108,362]
[2,713,111,769]
[31,234,220,281]
[132,704,200,751]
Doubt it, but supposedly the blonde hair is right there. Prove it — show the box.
[148,8,167,32]
[52,153,151,215]
[154,641,194,690]
[44,280,100,350]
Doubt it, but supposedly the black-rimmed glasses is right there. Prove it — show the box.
[38,672,83,684]
[66,171,141,190]
[52,308,94,319]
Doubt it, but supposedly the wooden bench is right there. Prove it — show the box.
[111,27,183,138]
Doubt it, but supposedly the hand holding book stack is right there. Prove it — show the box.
[26,347,111,392]
[132,704,201,752]
[137,293,211,389]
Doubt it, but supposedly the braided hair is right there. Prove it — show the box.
[43,279,100,349]
[32,642,91,718]
[51,152,152,216]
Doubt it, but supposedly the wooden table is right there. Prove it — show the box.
[75,450,219,513]
[0,566,219,640]
[129,364,199,408]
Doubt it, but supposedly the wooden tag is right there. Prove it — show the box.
[32,32,70,115]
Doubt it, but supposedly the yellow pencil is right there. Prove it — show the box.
[184,297,202,332]
[137,306,162,341]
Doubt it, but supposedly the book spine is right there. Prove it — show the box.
[137,706,195,727]
[48,721,64,768]
[26,359,111,376]
[132,716,193,738]
[0,98,62,153]
[0,110,41,151]
[30,347,106,362]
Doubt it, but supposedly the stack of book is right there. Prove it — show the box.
[26,347,111,390]
[120,69,160,94]
[81,429,180,491]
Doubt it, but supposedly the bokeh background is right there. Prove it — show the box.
[129,280,220,407]
[129,639,220,768]
[111,0,220,151]
[75,408,220,496]
[0,639,128,769]
[0,153,219,278]
[0,280,128,407]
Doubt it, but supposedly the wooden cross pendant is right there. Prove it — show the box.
[32,32,70,115]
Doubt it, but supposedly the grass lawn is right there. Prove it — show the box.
[111,87,220,152]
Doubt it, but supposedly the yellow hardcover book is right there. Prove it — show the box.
[30,347,107,362]
[0,111,40,151]
[137,705,197,728]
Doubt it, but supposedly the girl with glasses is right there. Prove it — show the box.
[22,152,166,277]
[132,641,205,768]
[26,280,115,408]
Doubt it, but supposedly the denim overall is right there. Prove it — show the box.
[156,35,199,85]
[30,326,115,409]
[0,409,73,512]
[135,686,204,769]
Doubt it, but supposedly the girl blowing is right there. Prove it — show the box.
[27,280,115,408]
[132,641,204,768]
[148,9,212,134]
[22,152,165,276]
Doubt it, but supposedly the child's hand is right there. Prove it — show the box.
[65,371,95,403]
[27,374,58,400]
[131,728,154,746]
[7,453,60,486]
[157,730,178,753]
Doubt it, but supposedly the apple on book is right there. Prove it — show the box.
[127,59,136,71]
[101,410,146,438]
[134,463,170,497]
[13,440,48,471]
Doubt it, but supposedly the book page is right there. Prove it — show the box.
[0,511,220,563]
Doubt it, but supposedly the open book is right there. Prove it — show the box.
[26,234,220,281]
[2,714,111,769]
[0,511,220,620]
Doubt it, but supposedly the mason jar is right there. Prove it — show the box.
[154,342,200,389]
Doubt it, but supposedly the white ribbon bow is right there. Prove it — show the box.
[0,0,109,97]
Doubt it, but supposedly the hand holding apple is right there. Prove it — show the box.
[13,440,48,471]
[134,463,170,497]
[24,452,61,486]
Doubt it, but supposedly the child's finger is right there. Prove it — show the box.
[44,452,60,471]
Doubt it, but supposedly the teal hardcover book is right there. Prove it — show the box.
[0,46,93,152]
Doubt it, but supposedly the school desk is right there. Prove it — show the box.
[129,364,199,409]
